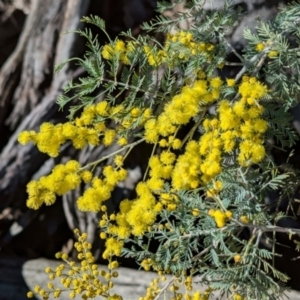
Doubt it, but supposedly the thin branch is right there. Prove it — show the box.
[79,138,145,171]
[234,219,300,236]
[154,276,175,300]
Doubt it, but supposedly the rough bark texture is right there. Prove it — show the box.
[1,0,300,298]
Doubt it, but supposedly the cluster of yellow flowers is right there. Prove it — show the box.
[172,140,201,190]
[102,39,135,65]
[255,42,279,58]
[101,31,214,68]
[18,100,153,212]
[190,290,211,300]
[255,43,265,52]
[23,156,127,212]
[25,160,81,209]
[164,31,215,62]
[206,180,223,198]
[99,206,126,259]
[139,276,162,300]
[77,165,128,212]
[27,229,122,300]
[143,45,167,67]
[25,157,129,211]
[234,254,242,263]
[98,75,268,240]
[171,76,267,189]
[200,76,268,179]
[18,100,152,158]
[138,274,212,300]
[105,182,160,238]
[233,293,245,300]
[208,209,232,228]
[144,76,220,144]
[18,115,99,158]
[155,77,222,188]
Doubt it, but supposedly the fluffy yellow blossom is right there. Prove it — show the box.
[209,210,232,228]
[159,139,168,147]
[62,122,77,138]
[126,196,157,235]
[102,44,113,59]
[103,166,120,186]
[131,107,141,118]
[268,50,279,58]
[81,106,96,125]
[72,136,87,149]
[35,123,64,157]
[42,191,56,206]
[252,119,268,133]
[172,138,182,149]
[94,121,106,133]
[114,155,124,167]
[77,184,111,212]
[144,119,159,143]
[209,76,223,88]
[192,291,209,300]
[103,129,116,146]
[206,189,217,198]
[214,180,223,191]
[18,130,36,145]
[172,141,202,190]
[141,259,152,271]
[239,76,268,100]
[27,291,34,298]
[248,105,264,118]
[65,160,81,172]
[80,170,93,183]
[233,293,244,300]
[192,208,200,217]
[147,177,164,191]
[219,108,241,131]
[141,108,152,123]
[221,131,236,153]
[207,180,223,197]
[143,46,163,67]
[117,137,128,146]
[233,101,247,118]
[96,101,110,117]
[251,143,266,163]
[102,39,127,63]
[160,151,176,165]
[26,161,82,209]
[226,78,235,87]
[157,114,173,136]
[234,254,242,263]
[240,215,250,223]
[114,39,126,53]
[255,43,265,52]
[117,168,128,181]
[225,211,232,219]
[212,210,227,227]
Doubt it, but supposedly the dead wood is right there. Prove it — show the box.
[0,0,39,131]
